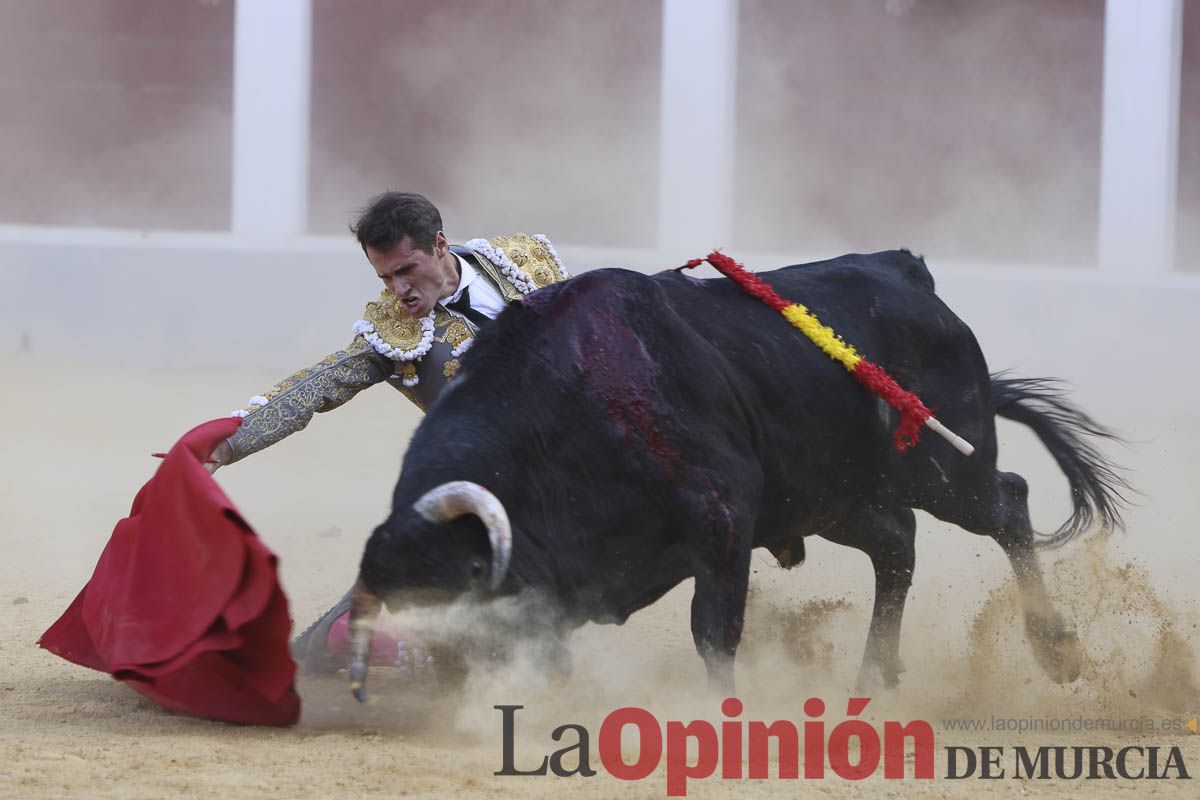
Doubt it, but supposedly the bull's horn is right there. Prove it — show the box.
[347,577,383,703]
[413,481,512,591]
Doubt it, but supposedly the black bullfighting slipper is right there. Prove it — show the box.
[290,588,354,676]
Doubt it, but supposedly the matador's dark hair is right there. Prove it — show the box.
[350,191,443,254]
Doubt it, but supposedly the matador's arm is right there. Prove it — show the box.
[220,337,396,465]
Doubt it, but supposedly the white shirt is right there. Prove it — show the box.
[444,252,506,324]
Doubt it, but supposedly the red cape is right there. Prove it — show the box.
[39,418,300,726]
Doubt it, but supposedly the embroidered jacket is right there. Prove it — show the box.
[223,233,569,464]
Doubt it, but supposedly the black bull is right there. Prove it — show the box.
[346,250,1126,699]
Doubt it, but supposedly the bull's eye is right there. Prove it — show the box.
[470,559,485,579]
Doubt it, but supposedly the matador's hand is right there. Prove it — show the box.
[206,440,234,474]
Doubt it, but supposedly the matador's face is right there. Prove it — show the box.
[367,232,461,318]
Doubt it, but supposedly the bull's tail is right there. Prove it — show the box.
[990,374,1131,548]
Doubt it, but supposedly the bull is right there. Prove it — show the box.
[343,250,1127,700]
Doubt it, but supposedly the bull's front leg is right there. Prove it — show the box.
[689,507,753,696]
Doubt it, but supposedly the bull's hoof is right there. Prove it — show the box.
[856,656,905,693]
[1025,613,1083,684]
[704,658,736,697]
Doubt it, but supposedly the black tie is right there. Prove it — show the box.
[444,287,492,329]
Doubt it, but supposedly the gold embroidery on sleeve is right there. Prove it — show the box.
[227,338,386,461]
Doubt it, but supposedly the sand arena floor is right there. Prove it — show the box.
[1,353,1197,798]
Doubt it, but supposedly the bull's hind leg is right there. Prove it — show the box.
[988,472,1082,682]
[930,470,1082,683]
[821,507,916,690]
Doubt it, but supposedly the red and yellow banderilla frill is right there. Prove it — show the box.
[679,251,974,456]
